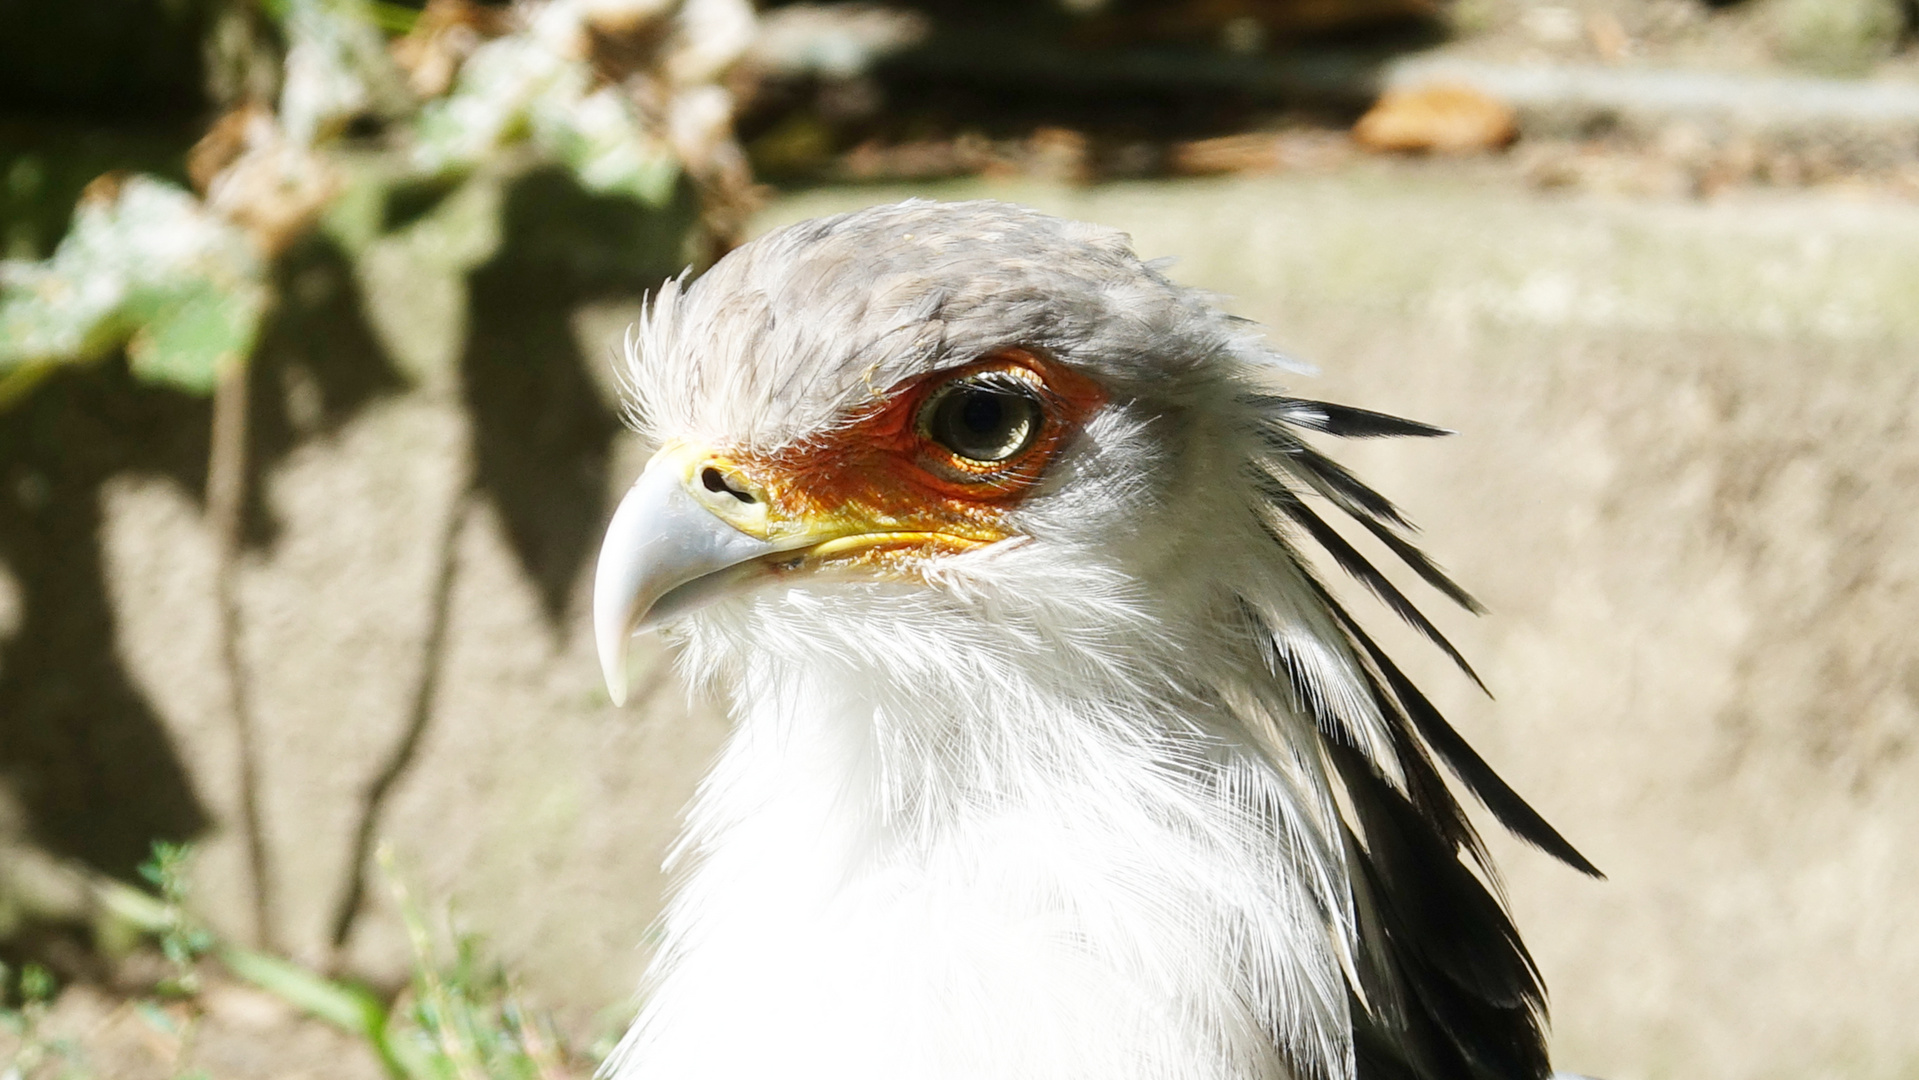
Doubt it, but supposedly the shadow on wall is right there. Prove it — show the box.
[0,360,214,880]
[0,232,402,882]
[0,167,695,915]
[327,168,698,950]
[462,168,697,624]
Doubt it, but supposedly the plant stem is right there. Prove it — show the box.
[328,477,473,955]
[207,357,278,952]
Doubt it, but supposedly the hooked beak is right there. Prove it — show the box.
[593,445,789,706]
[593,442,1013,707]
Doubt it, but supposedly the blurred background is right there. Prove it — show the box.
[1,0,1916,1077]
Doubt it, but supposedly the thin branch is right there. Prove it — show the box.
[327,473,473,955]
[207,357,278,951]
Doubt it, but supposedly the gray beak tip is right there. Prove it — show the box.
[600,642,630,708]
[593,449,783,710]
[594,582,634,707]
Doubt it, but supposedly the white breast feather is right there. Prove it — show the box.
[603,483,1365,1080]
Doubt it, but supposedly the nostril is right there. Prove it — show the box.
[701,466,755,504]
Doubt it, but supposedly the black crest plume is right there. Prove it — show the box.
[1246,394,1601,1080]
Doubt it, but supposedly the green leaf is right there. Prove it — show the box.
[218,946,435,1080]
[17,965,52,1004]
[366,1,420,35]
[277,0,415,144]
[92,878,172,934]
[540,87,680,206]
[0,177,270,399]
[126,278,268,393]
[410,34,681,207]
[220,947,382,1037]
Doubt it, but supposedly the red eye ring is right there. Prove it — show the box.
[745,349,1108,527]
[895,350,1105,499]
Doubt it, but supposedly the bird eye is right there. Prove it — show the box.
[921,377,1044,465]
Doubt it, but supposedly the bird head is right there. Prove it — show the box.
[595,199,1289,705]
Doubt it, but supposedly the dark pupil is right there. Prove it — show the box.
[959,392,1003,436]
[931,382,1038,462]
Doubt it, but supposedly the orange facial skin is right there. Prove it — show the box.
[721,349,1106,574]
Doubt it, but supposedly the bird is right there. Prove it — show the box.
[591,199,1600,1080]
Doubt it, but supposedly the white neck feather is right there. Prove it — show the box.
[606,542,1359,1080]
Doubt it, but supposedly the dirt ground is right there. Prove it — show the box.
[0,976,387,1080]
